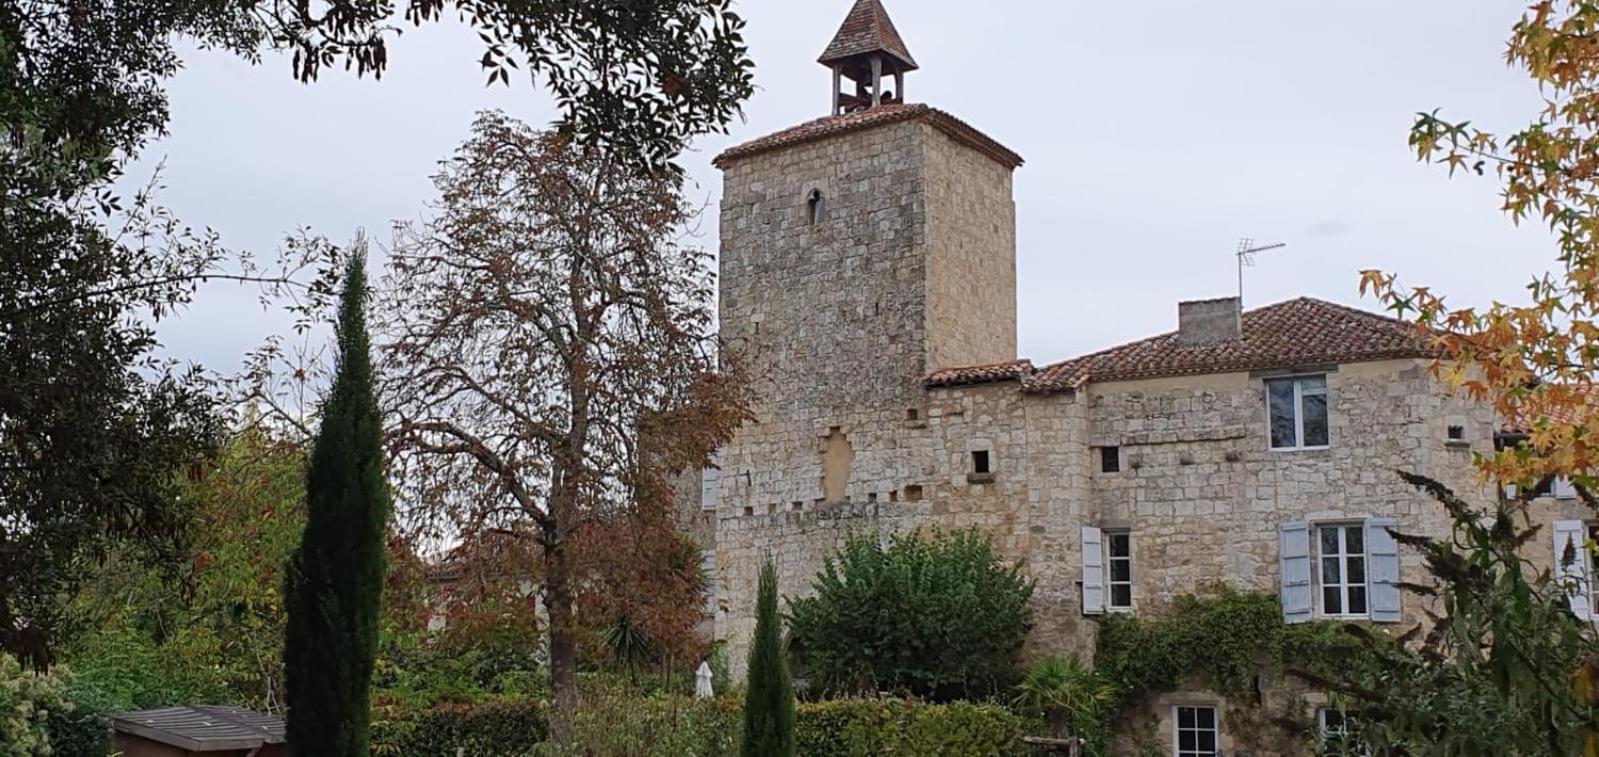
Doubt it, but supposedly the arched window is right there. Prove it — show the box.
[806,189,826,225]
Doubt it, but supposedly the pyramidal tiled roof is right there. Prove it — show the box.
[927,297,1435,391]
[819,0,918,71]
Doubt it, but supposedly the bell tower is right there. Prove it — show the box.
[709,0,1022,671]
[820,0,919,114]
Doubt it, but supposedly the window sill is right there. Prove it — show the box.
[966,472,996,484]
[1270,445,1330,453]
[1106,606,1134,614]
[1444,440,1471,450]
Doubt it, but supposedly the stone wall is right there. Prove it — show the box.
[923,124,1017,371]
[711,115,1022,676]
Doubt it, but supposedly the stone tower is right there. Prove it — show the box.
[708,0,1024,670]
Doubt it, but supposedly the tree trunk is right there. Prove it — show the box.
[544,510,579,745]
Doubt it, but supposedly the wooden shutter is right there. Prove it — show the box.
[1365,518,1401,623]
[1279,521,1313,624]
[1554,520,1594,621]
[1081,526,1105,615]
[1556,477,1577,499]
[699,467,719,512]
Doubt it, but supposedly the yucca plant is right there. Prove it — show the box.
[1012,656,1116,745]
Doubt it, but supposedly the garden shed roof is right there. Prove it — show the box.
[112,706,286,751]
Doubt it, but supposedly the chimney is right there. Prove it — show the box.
[1177,297,1242,345]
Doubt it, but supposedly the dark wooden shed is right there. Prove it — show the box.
[111,706,289,757]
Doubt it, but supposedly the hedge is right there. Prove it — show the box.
[795,698,1029,756]
[371,700,547,756]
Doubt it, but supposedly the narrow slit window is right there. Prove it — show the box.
[806,189,826,225]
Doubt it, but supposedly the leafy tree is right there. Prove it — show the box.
[742,560,794,757]
[1362,1,1599,485]
[63,428,307,712]
[1303,472,1599,754]
[787,529,1034,702]
[2,0,753,664]
[285,254,389,756]
[381,112,750,742]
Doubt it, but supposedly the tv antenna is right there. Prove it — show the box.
[1236,238,1287,306]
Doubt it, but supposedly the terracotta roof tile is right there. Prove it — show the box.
[714,103,1023,169]
[927,298,1433,393]
[926,359,1034,388]
[819,0,918,71]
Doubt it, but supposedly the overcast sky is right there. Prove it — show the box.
[144,1,1549,373]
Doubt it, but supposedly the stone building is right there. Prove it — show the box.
[691,1,1592,752]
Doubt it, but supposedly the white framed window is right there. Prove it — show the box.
[1107,531,1133,611]
[1267,375,1329,450]
[1317,708,1367,756]
[1172,705,1218,757]
[1317,524,1368,618]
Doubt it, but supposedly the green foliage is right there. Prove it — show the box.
[793,698,1028,757]
[1315,473,1599,754]
[558,680,740,757]
[62,429,306,712]
[58,626,230,712]
[1095,587,1360,705]
[285,254,390,756]
[0,655,109,757]
[742,560,794,757]
[371,700,547,756]
[1012,657,1116,752]
[787,528,1034,702]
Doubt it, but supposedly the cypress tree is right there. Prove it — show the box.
[284,253,388,756]
[742,560,795,757]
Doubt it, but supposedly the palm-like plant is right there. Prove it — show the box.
[1013,656,1117,742]
[599,615,655,685]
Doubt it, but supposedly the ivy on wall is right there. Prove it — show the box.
[1094,587,1371,708]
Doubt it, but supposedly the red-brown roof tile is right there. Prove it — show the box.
[926,359,1034,388]
[713,103,1023,169]
[927,298,1434,393]
[819,0,918,72]
[1027,298,1433,390]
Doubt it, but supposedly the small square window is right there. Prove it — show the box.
[972,450,991,475]
[1172,706,1218,757]
[1446,425,1465,441]
[1318,708,1368,756]
[1101,446,1121,473]
[1268,375,1330,450]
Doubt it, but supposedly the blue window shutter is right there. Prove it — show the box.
[1554,520,1593,621]
[1081,526,1105,615]
[1366,517,1401,623]
[1279,521,1312,624]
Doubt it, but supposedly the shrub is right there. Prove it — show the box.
[787,528,1033,701]
[0,655,110,757]
[371,699,547,756]
[566,685,740,756]
[795,698,1027,756]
